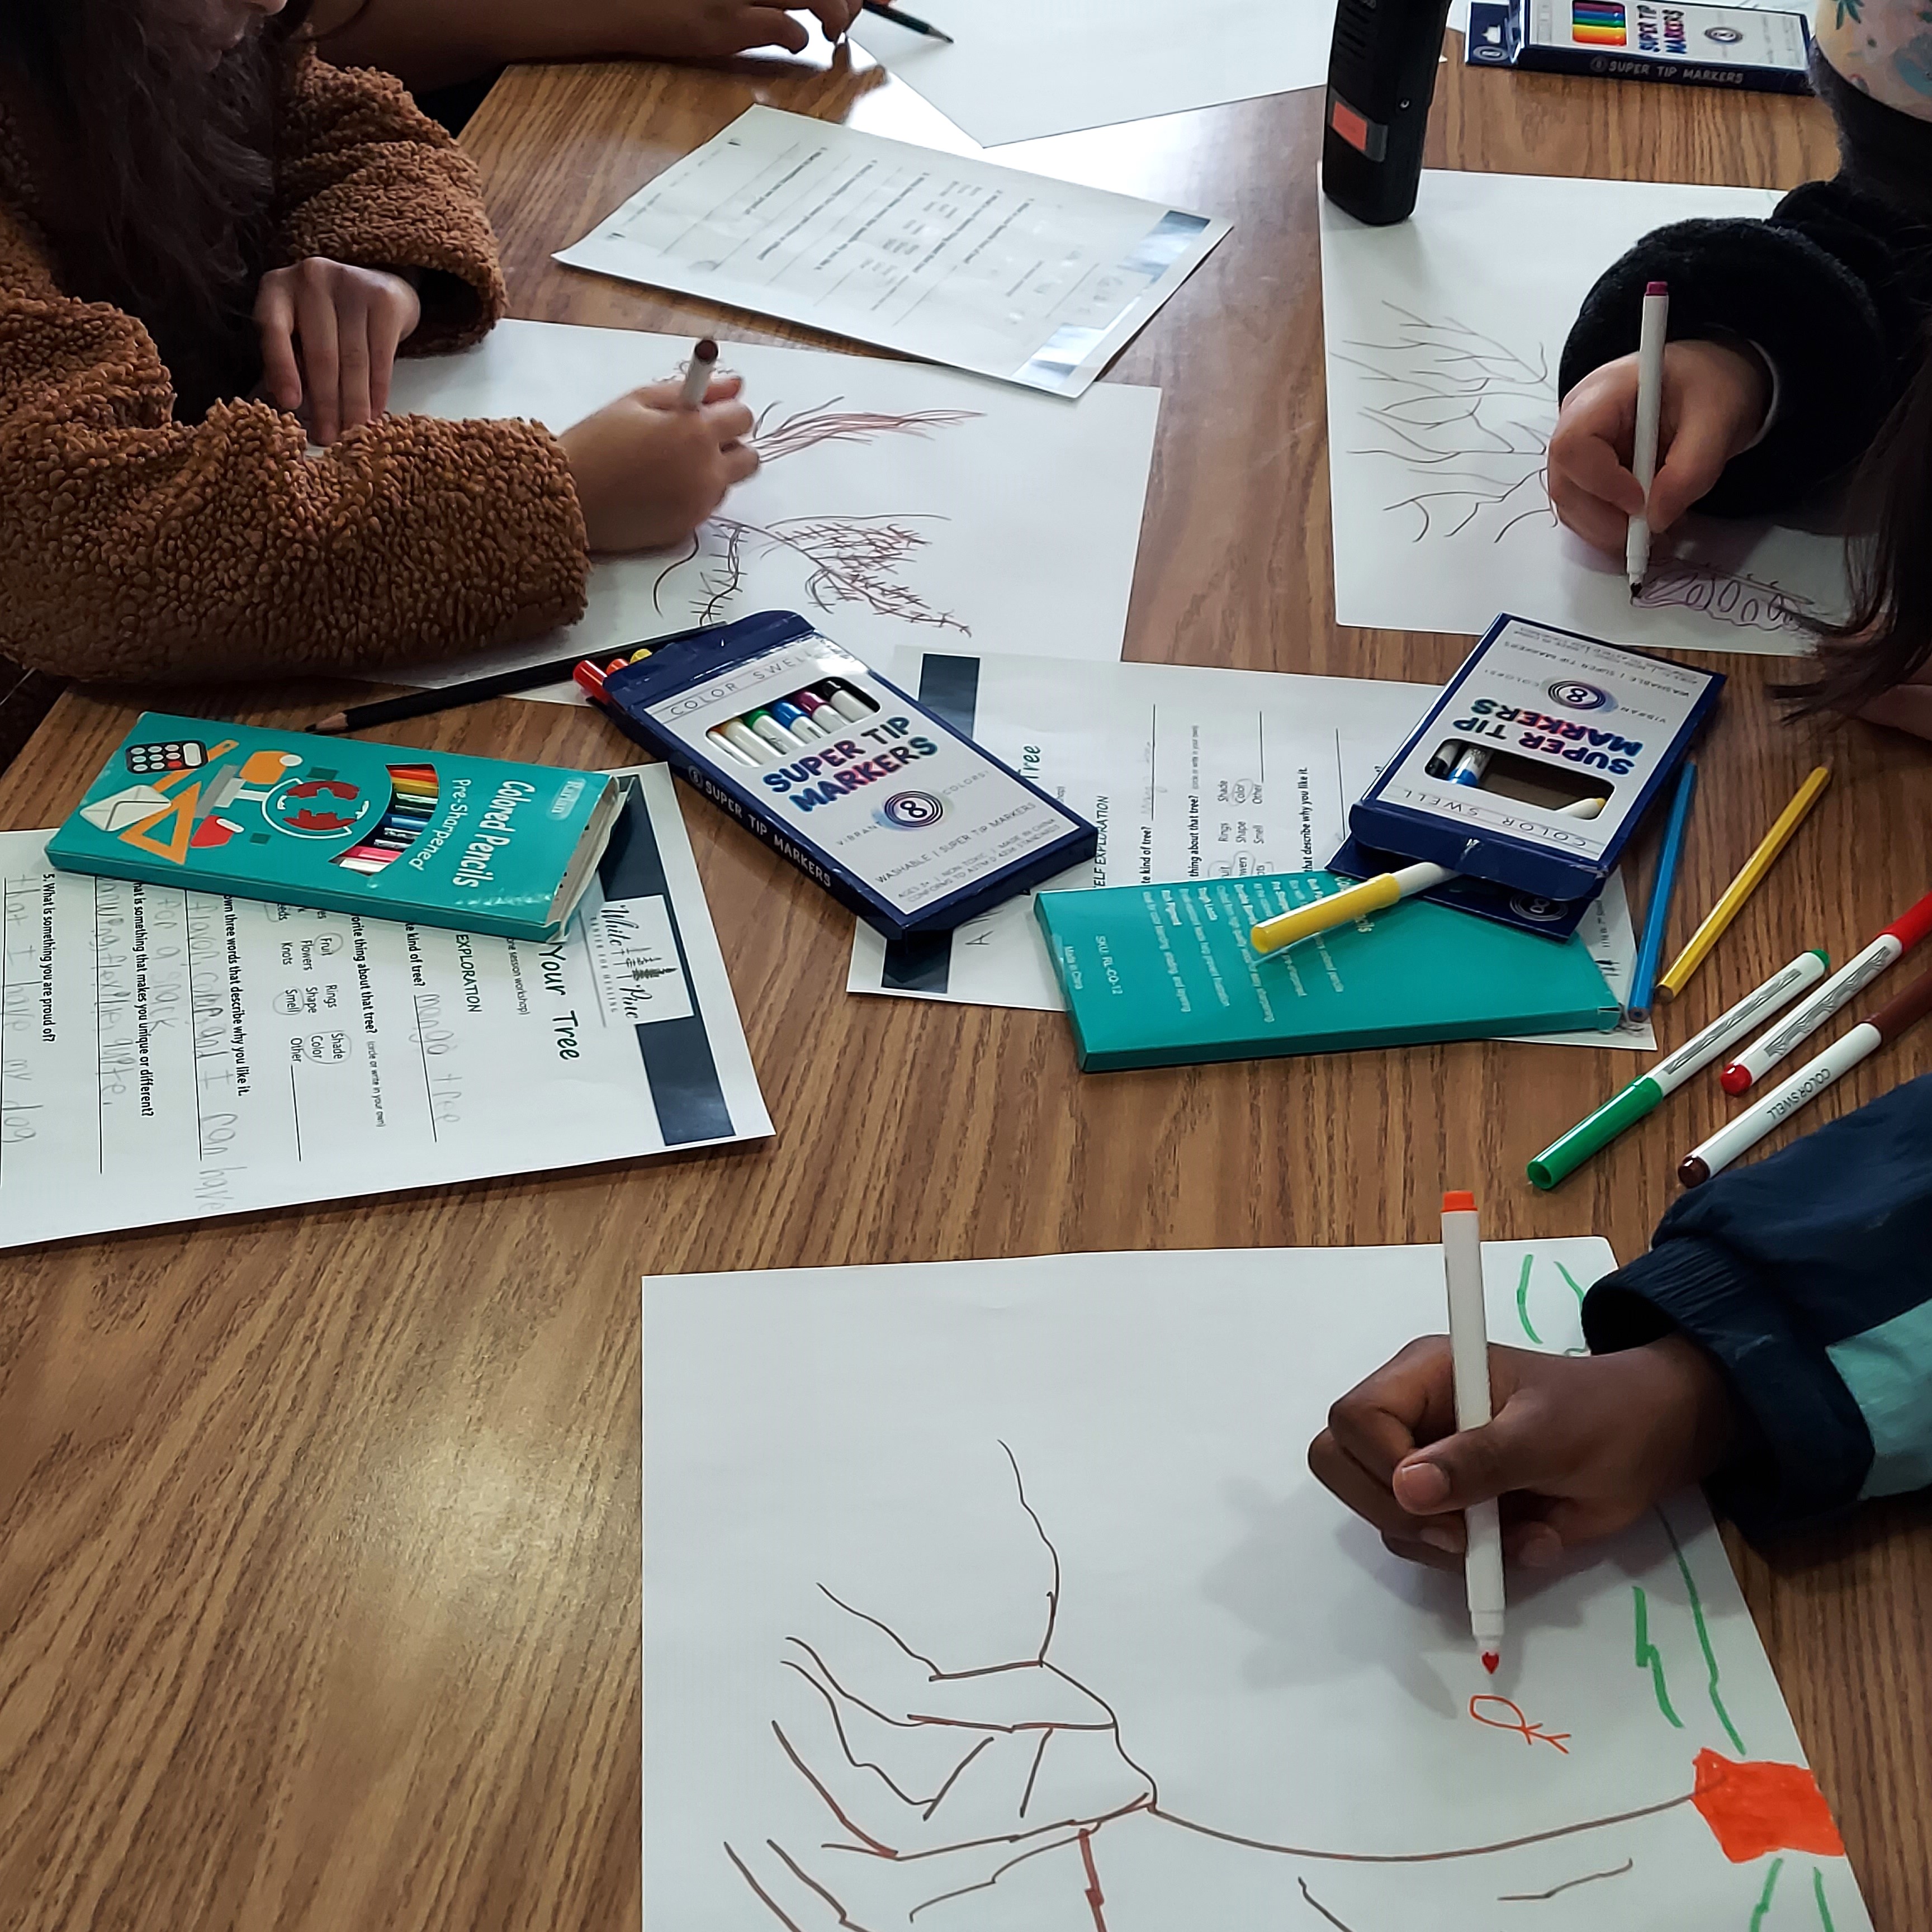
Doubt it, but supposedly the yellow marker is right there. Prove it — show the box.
[1249,796,1607,956]
[1656,764,1831,1004]
[1250,862,1438,955]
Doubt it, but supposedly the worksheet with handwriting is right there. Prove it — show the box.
[0,768,768,1249]
[555,107,1229,396]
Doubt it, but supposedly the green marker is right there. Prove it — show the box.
[1528,949,1831,1190]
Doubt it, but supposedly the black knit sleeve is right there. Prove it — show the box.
[1556,189,1920,517]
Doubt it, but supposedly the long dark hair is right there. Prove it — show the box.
[1779,340,1932,719]
[1,0,312,407]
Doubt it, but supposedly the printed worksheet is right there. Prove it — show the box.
[851,0,1337,148]
[644,1244,1872,1931]
[847,652,1656,1049]
[555,108,1230,396]
[0,768,769,1249]
[1321,171,1851,655]
[383,320,1159,694]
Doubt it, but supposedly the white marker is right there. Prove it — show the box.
[716,718,772,764]
[816,680,873,722]
[743,709,806,754]
[1442,1190,1504,1676]
[1720,887,1932,1093]
[1627,280,1670,595]
[678,336,719,409]
[705,727,759,768]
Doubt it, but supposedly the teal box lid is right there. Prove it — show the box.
[1035,870,1621,1071]
[45,713,621,940]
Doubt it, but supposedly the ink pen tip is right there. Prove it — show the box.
[1481,1650,1500,1675]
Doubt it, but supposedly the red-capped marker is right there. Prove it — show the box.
[1683,960,1932,1186]
[1720,886,1932,1093]
[1442,1190,1505,1674]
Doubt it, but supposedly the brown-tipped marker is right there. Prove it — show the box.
[1679,1154,1711,1188]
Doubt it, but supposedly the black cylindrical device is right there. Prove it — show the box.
[1322,0,1457,226]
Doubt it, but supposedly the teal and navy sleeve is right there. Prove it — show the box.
[1581,1076,1932,1538]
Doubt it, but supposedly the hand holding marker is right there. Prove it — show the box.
[1718,886,1932,1093]
[1249,795,1606,956]
[1527,948,1830,1189]
[1681,962,1932,1186]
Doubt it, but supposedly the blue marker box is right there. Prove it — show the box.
[1336,614,1723,937]
[593,610,1098,943]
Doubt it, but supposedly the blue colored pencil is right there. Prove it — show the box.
[1629,759,1698,1023]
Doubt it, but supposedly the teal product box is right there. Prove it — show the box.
[1036,869,1621,1071]
[594,611,1097,942]
[46,713,622,940]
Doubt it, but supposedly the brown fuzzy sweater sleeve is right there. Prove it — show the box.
[274,50,505,351]
[0,61,590,685]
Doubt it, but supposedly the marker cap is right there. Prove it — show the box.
[1884,891,1932,951]
[1526,1076,1664,1191]
[1442,1189,1476,1213]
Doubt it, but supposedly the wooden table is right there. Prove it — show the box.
[4,34,1928,1932]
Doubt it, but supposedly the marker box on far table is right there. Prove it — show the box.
[1334,613,1722,939]
[591,610,1097,943]
[1466,0,1812,93]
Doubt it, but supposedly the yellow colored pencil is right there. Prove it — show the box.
[1655,765,1831,1003]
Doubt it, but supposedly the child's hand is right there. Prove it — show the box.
[1308,1334,1739,1573]
[1548,338,1772,556]
[255,258,422,448]
[629,1,864,57]
[558,376,759,553]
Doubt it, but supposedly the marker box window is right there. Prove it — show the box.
[1341,614,1721,934]
[593,611,1097,943]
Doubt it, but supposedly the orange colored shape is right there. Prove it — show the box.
[239,749,301,785]
[1690,1750,1845,1863]
[119,784,200,864]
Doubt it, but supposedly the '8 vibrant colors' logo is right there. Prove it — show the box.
[1546,680,1616,713]
[879,791,945,829]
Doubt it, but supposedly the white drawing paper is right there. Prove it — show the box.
[847,651,1656,1049]
[554,107,1230,396]
[384,320,1159,698]
[643,1243,1872,1930]
[850,0,1337,149]
[0,768,769,1249]
[1321,171,1852,655]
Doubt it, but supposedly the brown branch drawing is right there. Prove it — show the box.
[651,394,983,632]
[718,1446,1746,1932]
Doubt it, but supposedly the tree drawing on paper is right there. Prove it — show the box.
[721,1447,1849,1930]
[1336,304,1823,638]
[1336,303,1558,546]
[650,395,984,633]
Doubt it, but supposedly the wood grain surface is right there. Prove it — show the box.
[3,34,1928,1932]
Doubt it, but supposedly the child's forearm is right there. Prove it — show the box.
[1584,1076,1932,1535]
[313,0,664,93]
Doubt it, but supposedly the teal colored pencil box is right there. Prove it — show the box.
[45,713,621,940]
[1035,870,1621,1071]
